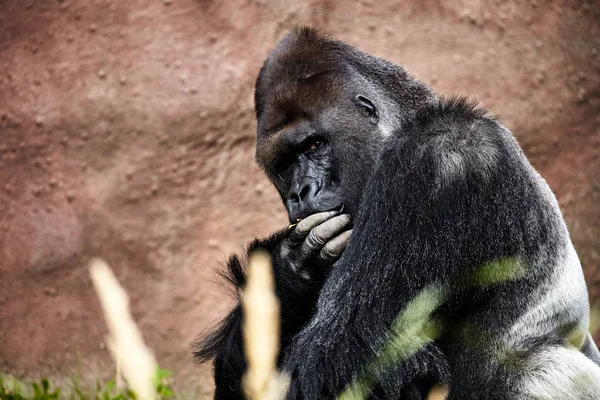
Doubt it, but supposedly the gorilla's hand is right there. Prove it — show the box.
[279,210,352,279]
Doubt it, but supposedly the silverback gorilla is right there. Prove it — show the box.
[195,27,600,399]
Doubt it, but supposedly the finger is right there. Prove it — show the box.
[290,210,339,241]
[303,214,351,255]
[319,230,352,262]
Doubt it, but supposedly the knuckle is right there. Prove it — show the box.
[331,240,347,254]
[319,246,338,261]
[308,227,326,246]
[295,222,311,235]
[319,230,352,260]
[323,245,338,257]
[328,242,343,254]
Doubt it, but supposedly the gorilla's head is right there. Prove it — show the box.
[254,27,434,222]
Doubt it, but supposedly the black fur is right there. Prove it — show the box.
[196,27,600,399]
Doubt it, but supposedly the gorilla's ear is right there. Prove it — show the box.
[355,95,379,124]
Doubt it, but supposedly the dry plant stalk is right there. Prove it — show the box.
[89,258,157,400]
[242,250,290,400]
[427,384,449,400]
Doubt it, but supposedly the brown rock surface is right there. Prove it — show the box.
[0,0,598,396]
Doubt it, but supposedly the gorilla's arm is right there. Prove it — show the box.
[195,212,352,399]
[283,98,594,399]
[195,230,321,399]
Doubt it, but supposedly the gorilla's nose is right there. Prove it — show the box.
[291,180,320,203]
[287,180,321,221]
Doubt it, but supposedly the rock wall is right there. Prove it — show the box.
[0,0,598,396]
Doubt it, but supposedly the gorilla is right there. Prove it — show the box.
[195,27,600,399]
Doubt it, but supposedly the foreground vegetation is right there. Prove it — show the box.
[0,369,174,400]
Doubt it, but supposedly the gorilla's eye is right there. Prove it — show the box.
[303,138,324,154]
[356,95,379,124]
[309,141,322,151]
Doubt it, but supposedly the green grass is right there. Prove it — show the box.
[0,369,175,400]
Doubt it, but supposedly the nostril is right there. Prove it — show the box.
[291,181,320,203]
[299,184,310,200]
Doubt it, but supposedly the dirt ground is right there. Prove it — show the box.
[0,0,598,396]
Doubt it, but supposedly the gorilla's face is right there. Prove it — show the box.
[265,119,344,222]
[255,79,384,222]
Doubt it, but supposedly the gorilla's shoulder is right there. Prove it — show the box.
[407,96,498,138]
[389,97,516,184]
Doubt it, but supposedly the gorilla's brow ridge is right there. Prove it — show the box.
[256,130,288,170]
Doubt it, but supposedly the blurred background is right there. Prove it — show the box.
[0,0,598,397]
